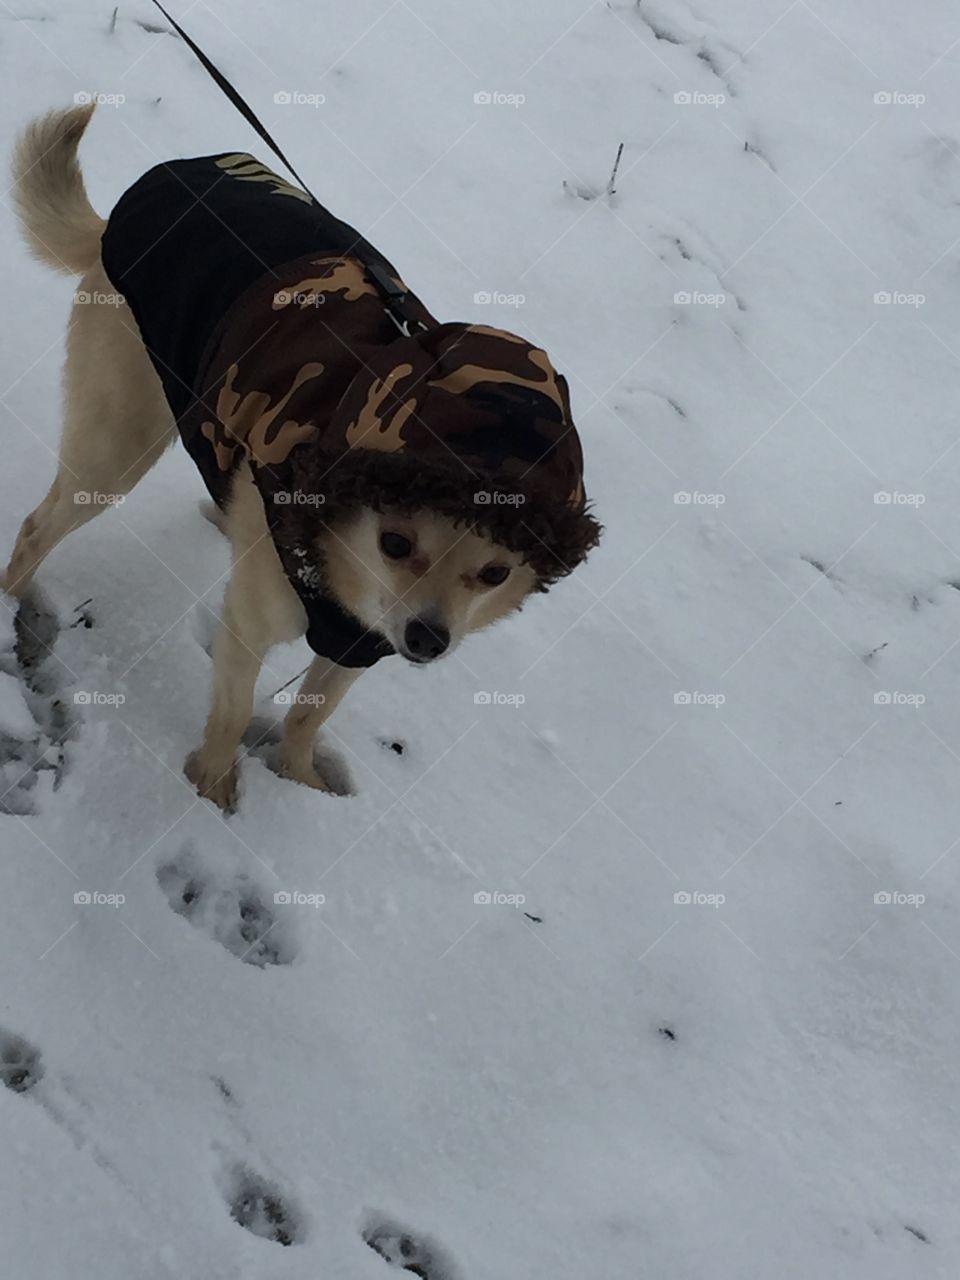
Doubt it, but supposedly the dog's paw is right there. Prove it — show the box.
[222,1162,303,1246]
[0,592,69,815]
[276,749,337,794]
[363,1215,459,1279]
[248,722,354,796]
[0,1028,43,1094]
[184,750,239,814]
[157,845,296,967]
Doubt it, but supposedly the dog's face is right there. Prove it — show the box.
[320,507,537,663]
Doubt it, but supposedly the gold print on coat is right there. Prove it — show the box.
[214,153,313,205]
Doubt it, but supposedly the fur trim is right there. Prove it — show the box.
[259,447,603,590]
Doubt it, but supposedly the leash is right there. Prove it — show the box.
[147,0,429,337]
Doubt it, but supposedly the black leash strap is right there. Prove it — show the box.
[148,0,316,200]
[147,0,428,336]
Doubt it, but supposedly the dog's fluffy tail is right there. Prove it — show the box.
[12,103,104,275]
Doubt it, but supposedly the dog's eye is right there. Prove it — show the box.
[478,564,510,587]
[380,532,413,560]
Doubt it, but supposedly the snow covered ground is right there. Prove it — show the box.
[3,0,960,1275]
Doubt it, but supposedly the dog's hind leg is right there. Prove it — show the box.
[2,264,175,598]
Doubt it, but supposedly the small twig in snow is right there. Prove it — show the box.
[606,141,624,197]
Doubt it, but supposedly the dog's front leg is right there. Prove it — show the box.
[279,657,361,791]
[186,463,309,812]
[185,600,268,812]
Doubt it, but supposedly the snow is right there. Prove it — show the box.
[0,670,35,739]
[2,0,960,1276]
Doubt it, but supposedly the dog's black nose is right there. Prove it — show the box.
[404,618,450,661]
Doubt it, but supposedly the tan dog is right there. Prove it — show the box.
[2,106,598,812]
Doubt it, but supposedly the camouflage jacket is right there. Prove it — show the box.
[102,153,600,666]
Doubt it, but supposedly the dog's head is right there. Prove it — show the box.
[319,506,537,663]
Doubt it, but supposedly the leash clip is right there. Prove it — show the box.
[365,262,429,338]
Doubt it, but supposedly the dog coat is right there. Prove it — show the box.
[101,153,600,666]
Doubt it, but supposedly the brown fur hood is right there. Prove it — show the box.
[264,315,602,588]
[179,252,601,589]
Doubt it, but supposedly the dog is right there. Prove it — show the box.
[2,104,600,812]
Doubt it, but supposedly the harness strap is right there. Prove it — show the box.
[148,0,429,337]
